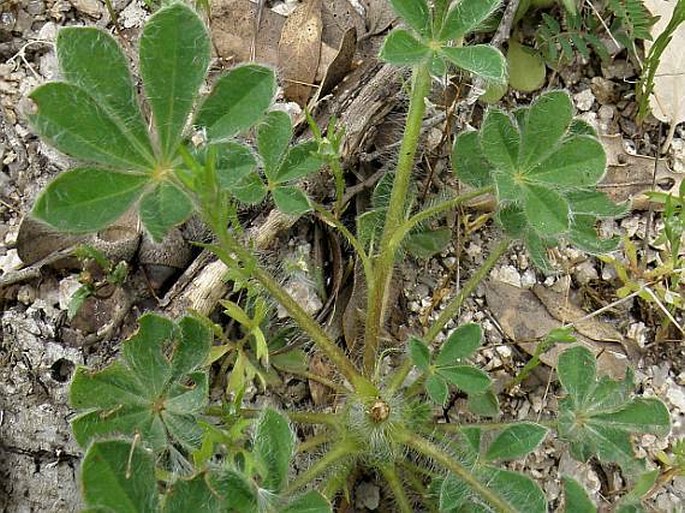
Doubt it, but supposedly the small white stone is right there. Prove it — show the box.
[521,269,537,288]
[574,89,595,111]
[0,248,22,273]
[627,322,648,349]
[58,276,82,311]
[573,259,598,284]
[666,385,685,411]
[491,264,521,288]
[17,285,35,305]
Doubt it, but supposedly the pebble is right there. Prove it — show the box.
[666,385,685,412]
[490,264,521,288]
[573,89,595,111]
[573,259,598,284]
[17,284,35,305]
[58,276,82,311]
[520,269,537,288]
[355,481,380,510]
[627,322,648,349]
[590,77,618,105]
[0,248,22,274]
[69,0,102,18]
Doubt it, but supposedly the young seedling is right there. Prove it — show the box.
[25,1,673,512]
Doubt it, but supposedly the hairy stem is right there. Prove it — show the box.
[207,214,377,398]
[313,203,374,288]
[380,464,413,513]
[364,64,432,377]
[388,186,493,250]
[425,238,510,342]
[286,438,358,494]
[436,418,556,433]
[387,238,511,394]
[296,432,333,454]
[397,430,516,513]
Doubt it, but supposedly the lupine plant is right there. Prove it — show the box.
[26,1,672,512]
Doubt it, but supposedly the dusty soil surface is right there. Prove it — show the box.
[1,1,685,512]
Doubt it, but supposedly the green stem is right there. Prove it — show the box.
[388,187,493,250]
[397,430,516,513]
[330,156,346,217]
[295,369,350,396]
[286,439,358,494]
[207,214,377,399]
[426,237,511,343]
[387,238,511,394]
[313,203,374,289]
[436,418,557,433]
[379,464,413,513]
[364,64,432,377]
[297,432,333,454]
[237,408,339,427]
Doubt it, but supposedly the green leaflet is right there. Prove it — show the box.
[195,64,275,142]
[33,168,147,233]
[140,3,210,159]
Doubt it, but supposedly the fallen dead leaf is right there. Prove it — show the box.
[643,0,685,131]
[210,0,284,66]
[363,0,396,37]
[279,0,323,106]
[598,134,681,209]
[314,27,357,102]
[485,280,631,380]
[308,352,333,406]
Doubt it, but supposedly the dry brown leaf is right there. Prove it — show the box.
[279,0,323,106]
[598,134,681,209]
[485,280,630,380]
[314,27,357,102]
[643,0,685,127]
[363,0,396,36]
[321,0,366,46]
[308,352,333,406]
[210,0,284,66]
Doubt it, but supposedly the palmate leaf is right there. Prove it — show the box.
[282,491,332,513]
[272,185,311,215]
[140,3,210,159]
[480,109,520,172]
[139,182,193,242]
[519,91,573,169]
[409,337,431,372]
[562,476,597,513]
[484,422,549,462]
[440,466,547,513]
[528,135,606,188]
[254,408,294,492]
[451,130,494,188]
[523,184,570,234]
[557,346,670,474]
[435,323,482,365]
[257,111,293,180]
[70,314,212,452]
[195,64,276,142]
[440,45,507,84]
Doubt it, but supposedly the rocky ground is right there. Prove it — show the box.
[1,0,685,512]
